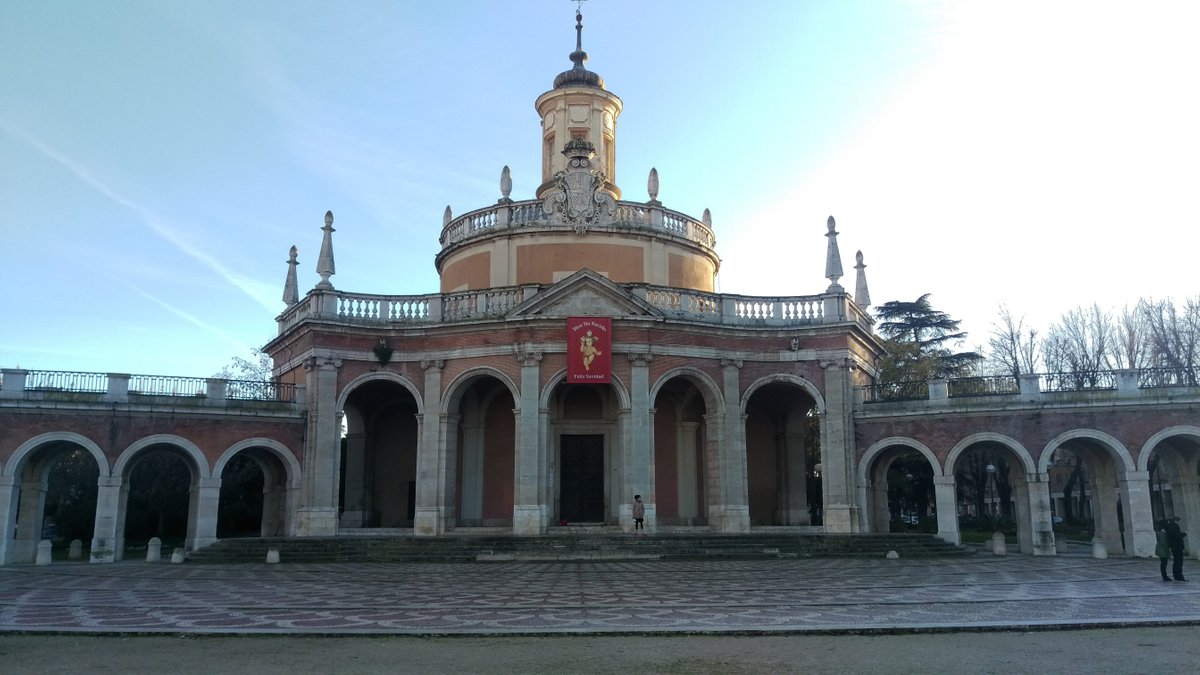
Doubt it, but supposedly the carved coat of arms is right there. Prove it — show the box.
[542,139,616,234]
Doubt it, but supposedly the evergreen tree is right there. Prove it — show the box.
[875,294,981,382]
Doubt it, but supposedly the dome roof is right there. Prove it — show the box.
[553,11,605,90]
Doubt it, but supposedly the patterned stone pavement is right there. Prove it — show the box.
[1,555,1198,635]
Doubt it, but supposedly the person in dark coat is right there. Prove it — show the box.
[1164,518,1188,581]
[1155,520,1172,581]
[632,494,645,534]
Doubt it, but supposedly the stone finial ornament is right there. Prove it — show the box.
[315,211,336,291]
[824,215,844,291]
[647,167,660,203]
[703,208,712,228]
[500,165,512,200]
[443,205,452,228]
[283,245,300,306]
[854,250,871,309]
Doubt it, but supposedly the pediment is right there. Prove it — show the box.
[508,269,664,319]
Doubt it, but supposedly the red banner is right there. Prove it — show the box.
[566,317,612,383]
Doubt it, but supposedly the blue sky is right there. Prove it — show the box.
[3,1,1198,378]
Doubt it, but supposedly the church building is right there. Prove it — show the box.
[267,11,883,539]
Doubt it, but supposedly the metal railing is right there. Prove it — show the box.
[226,379,295,402]
[128,374,208,397]
[1041,370,1117,393]
[1138,366,1200,388]
[862,381,929,403]
[24,370,108,393]
[948,375,1019,398]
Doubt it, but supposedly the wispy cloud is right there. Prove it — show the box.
[0,118,279,313]
[128,285,254,355]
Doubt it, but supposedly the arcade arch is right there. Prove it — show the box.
[445,371,518,528]
[213,439,300,538]
[1138,426,1200,556]
[548,380,621,524]
[946,434,1036,554]
[858,439,940,535]
[652,371,718,526]
[115,438,207,559]
[743,380,821,526]
[339,377,421,529]
[1041,430,1142,556]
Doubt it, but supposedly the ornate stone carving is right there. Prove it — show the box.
[627,352,654,365]
[541,137,616,234]
[720,358,743,369]
[420,359,445,371]
[515,347,543,365]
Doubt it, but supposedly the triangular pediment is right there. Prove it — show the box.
[508,269,664,319]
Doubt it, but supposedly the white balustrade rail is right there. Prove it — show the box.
[438,198,716,250]
[276,284,862,332]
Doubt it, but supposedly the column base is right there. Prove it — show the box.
[413,507,445,536]
[822,504,861,533]
[296,507,339,536]
[89,537,117,563]
[513,505,544,536]
[710,506,750,533]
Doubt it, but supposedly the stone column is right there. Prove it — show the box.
[1088,462,1123,554]
[1012,474,1034,553]
[783,427,810,525]
[1119,469,1156,557]
[459,422,485,525]
[0,475,17,565]
[186,477,221,551]
[1172,474,1200,558]
[338,432,368,527]
[819,357,861,532]
[676,421,700,523]
[1026,472,1057,555]
[297,357,342,536]
[625,353,655,531]
[12,478,46,564]
[414,360,450,536]
[871,477,890,533]
[714,359,750,532]
[934,476,960,545]
[513,350,544,535]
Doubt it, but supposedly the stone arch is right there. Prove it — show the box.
[213,438,302,489]
[947,433,1036,476]
[441,366,520,416]
[1037,429,1134,474]
[740,373,826,415]
[1137,425,1200,472]
[858,437,943,480]
[540,368,631,410]
[4,431,111,478]
[650,366,723,416]
[113,434,210,480]
[336,370,424,416]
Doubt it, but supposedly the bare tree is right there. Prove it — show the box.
[986,305,1039,378]
[1139,297,1200,385]
[1114,304,1149,370]
[1042,304,1119,388]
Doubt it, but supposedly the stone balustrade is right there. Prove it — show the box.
[278,284,870,333]
[860,367,1200,408]
[438,198,717,250]
[0,369,300,405]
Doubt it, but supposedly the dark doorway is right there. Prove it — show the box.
[560,434,605,523]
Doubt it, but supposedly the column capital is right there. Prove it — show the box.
[515,348,543,365]
[720,358,743,370]
[421,359,445,371]
[627,352,653,365]
[305,356,342,371]
[819,356,860,370]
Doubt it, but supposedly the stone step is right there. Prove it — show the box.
[187,533,972,563]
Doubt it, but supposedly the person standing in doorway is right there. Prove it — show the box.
[1156,520,1172,581]
[632,494,645,535]
[1165,517,1188,581]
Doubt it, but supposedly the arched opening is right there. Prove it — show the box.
[652,377,709,526]
[120,445,196,557]
[7,441,101,563]
[453,375,516,528]
[217,447,290,538]
[864,445,936,534]
[550,382,619,524]
[1142,432,1200,557]
[744,382,820,526]
[1046,438,1132,555]
[952,442,1032,552]
[340,379,420,529]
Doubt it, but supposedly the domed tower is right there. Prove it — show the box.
[436,11,720,294]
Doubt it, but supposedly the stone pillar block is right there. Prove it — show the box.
[0,369,29,399]
[933,476,960,545]
[90,476,123,563]
[146,537,162,562]
[35,540,52,566]
[104,373,131,403]
[68,540,83,560]
[991,532,1007,556]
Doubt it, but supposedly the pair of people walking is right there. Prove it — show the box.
[1155,518,1188,582]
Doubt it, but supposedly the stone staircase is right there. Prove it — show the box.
[186,531,972,564]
